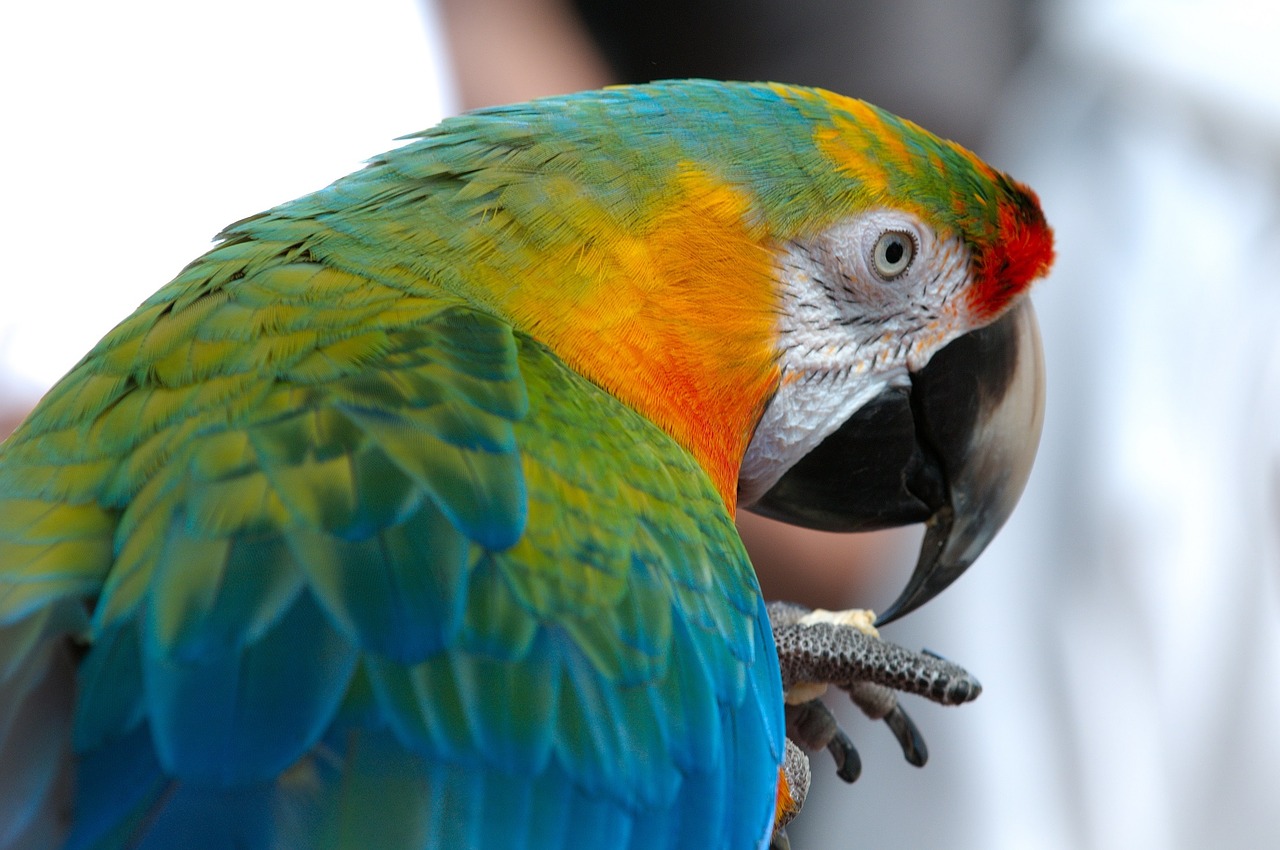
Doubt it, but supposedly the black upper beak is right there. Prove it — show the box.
[746,300,1045,625]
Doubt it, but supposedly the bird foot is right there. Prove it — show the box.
[767,601,981,847]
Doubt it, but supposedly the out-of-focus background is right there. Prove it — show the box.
[4,1,1279,848]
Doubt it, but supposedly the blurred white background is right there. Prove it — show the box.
[3,1,1279,848]
[853,2,1280,847]
[0,0,453,399]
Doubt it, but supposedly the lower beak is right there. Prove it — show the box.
[748,300,1045,625]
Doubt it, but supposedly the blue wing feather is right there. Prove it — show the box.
[142,589,358,784]
[0,250,783,848]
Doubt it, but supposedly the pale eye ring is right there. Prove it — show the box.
[872,230,916,279]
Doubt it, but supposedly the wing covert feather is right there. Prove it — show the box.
[0,245,782,848]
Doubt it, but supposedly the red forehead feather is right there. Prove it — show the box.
[967,192,1055,321]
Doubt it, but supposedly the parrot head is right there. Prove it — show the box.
[732,87,1054,624]
[389,80,1053,623]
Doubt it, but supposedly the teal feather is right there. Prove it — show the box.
[63,725,165,850]
[295,497,471,662]
[133,782,274,850]
[73,621,145,752]
[142,589,358,783]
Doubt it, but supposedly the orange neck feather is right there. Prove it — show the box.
[495,166,782,510]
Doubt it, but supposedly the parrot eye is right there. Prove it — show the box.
[872,230,916,279]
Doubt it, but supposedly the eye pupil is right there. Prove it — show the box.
[872,230,916,279]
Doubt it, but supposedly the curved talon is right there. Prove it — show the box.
[785,698,840,752]
[826,725,861,783]
[783,697,862,783]
[882,705,929,767]
[840,680,927,767]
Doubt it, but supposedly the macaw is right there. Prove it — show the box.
[0,80,1052,849]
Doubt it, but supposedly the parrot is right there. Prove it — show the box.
[0,79,1053,849]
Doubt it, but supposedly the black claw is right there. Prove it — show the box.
[929,674,982,704]
[882,705,929,767]
[826,725,862,783]
[785,697,862,783]
[785,699,839,752]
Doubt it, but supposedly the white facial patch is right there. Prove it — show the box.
[738,210,972,507]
